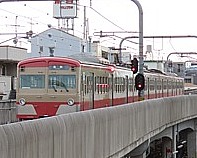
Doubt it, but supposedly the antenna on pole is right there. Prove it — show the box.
[13,16,18,46]
[90,0,92,7]
[83,5,86,40]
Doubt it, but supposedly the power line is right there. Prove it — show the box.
[89,6,125,31]
[77,3,126,31]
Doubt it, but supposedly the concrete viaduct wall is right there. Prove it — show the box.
[0,95,197,158]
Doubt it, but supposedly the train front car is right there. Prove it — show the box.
[16,57,80,120]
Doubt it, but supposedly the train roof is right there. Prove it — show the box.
[18,56,81,67]
[17,54,111,69]
[68,53,110,65]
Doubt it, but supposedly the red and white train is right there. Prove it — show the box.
[16,55,184,120]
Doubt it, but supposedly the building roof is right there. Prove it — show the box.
[30,28,81,39]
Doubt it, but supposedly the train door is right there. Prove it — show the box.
[175,80,178,95]
[161,79,164,97]
[155,78,157,98]
[147,78,150,99]
[81,73,85,110]
[125,75,129,103]
[91,73,95,108]
[87,72,94,109]
[167,80,169,97]
[81,72,94,110]
[110,74,114,106]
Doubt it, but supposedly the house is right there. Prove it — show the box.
[28,28,85,57]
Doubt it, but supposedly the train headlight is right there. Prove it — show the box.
[19,98,26,106]
[67,98,74,106]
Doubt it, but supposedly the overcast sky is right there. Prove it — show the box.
[0,0,197,61]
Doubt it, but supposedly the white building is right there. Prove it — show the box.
[29,28,85,57]
[0,45,27,76]
[0,45,27,100]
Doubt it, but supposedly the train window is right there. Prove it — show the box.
[103,77,105,93]
[182,80,184,88]
[94,76,97,92]
[87,76,92,93]
[129,78,132,92]
[103,77,107,93]
[81,75,84,92]
[154,78,157,97]
[48,75,76,89]
[184,78,192,83]
[20,75,45,89]
[84,75,87,94]
[157,80,161,90]
[120,78,122,92]
[96,76,100,94]
[115,77,117,93]
[163,80,167,89]
[118,77,121,93]
[100,76,103,94]
[172,81,175,95]
[150,79,155,91]
[122,78,125,92]
[168,80,172,95]
[175,81,178,95]
[178,80,181,89]
[109,77,112,91]
[144,79,147,91]
[119,78,121,92]
[147,78,150,98]
[82,74,87,95]
[116,77,122,93]
[106,77,109,92]
[105,77,109,92]
[117,77,120,93]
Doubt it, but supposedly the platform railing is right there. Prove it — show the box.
[0,100,17,124]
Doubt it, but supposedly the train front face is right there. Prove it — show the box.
[16,57,80,120]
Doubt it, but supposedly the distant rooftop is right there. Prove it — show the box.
[69,53,110,65]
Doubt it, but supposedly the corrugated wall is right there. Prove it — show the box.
[0,95,197,158]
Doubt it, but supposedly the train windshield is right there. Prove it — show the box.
[48,75,76,90]
[20,75,45,89]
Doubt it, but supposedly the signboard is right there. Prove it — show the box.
[53,0,78,19]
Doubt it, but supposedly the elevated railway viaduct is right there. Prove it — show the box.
[0,95,197,158]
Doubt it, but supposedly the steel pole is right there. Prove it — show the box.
[130,0,144,100]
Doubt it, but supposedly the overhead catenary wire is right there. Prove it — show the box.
[89,6,126,31]
[0,1,117,48]
[77,3,127,32]
[0,1,130,40]
[0,7,50,27]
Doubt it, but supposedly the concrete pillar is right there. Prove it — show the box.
[172,124,178,158]
[187,130,196,158]
[162,137,172,158]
